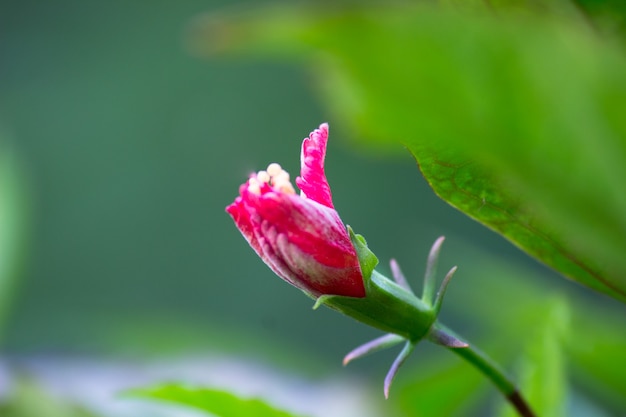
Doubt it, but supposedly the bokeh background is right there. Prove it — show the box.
[1,1,624,417]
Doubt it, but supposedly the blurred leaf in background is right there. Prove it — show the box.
[190,2,626,303]
[129,385,305,417]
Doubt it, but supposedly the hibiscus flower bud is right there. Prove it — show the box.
[227,123,469,398]
[226,123,366,298]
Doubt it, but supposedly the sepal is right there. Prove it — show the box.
[389,258,413,293]
[433,266,457,315]
[348,226,378,282]
[428,324,468,348]
[312,294,335,310]
[343,333,405,366]
[422,236,445,306]
[384,341,415,399]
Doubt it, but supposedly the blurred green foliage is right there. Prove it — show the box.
[130,385,305,417]
[192,1,626,303]
[495,297,569,417]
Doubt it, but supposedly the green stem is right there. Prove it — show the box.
[435,323,536,417]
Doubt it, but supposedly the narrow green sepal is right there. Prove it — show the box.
[422,236,445,306]
[343,333,405,366]
[312,294,335,310]
[428,323,468,348]
[389,258,414,294]
[384,341,416,399]
[348,225,378,281]
[433,266,457,316]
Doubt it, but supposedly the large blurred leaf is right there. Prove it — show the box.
[195,4,626,302]
[129,384,305,417]
[573,0,626,40]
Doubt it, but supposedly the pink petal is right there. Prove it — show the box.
[251,192,365,297]
[226,192,261,255]
[253,192,347,248]
[252,216,304,290]
[276,232,365,297]
[229,190,305,291]
[296,123,334,209]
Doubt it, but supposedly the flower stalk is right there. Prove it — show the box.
[437,323,536,417]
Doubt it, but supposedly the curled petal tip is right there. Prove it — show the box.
[343,334,405,368]
[296,123,333,208]
[389,258,413,293]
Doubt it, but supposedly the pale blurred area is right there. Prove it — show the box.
[0,355,381,417]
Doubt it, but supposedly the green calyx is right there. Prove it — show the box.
[310,230,532,411]
[314,229,466,397]
[318,227,443,341]
[348,226,378,282]
[322,270,436,341]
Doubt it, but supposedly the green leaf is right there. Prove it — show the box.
[197,5,626,302]
[128,384,305,417]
